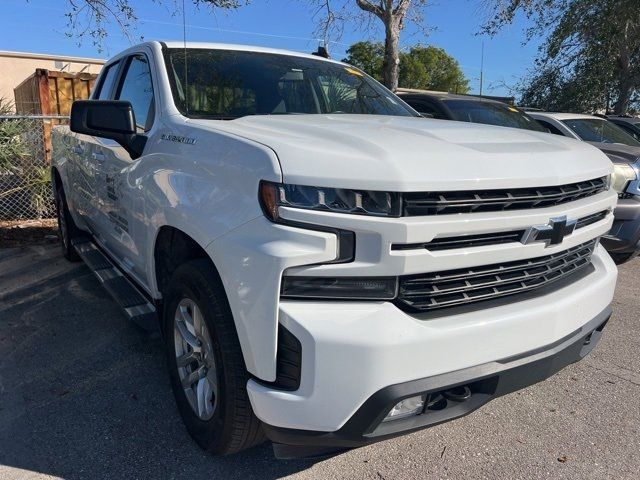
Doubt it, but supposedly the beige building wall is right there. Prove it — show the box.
[0,51,104,111]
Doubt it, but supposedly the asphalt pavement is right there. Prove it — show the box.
[0,243,639,480]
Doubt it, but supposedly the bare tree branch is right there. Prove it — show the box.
[355,0,383,18]
[40,0,248,50]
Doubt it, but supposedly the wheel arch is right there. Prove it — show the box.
[152,225,267,381]
[153,225,213,296]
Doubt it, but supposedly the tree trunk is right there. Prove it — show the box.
[382,17,401,90]
[613,21,634,115]
[613,79,633,115]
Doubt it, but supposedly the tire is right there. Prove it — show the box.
[163,259,265,455]
[609,251,637,265]
[54,181,80,262]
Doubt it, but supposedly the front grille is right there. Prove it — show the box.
[575,210,608,229]
[392,210,609,252]
[397,240,597,312]
[393,230,526,251]
[403,177,607,216]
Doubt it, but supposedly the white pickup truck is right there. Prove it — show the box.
[52,41,618,459]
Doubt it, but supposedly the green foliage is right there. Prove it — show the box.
[399,46,470,93]
[0,98,53,218]
[342,41,469,93]
[0,99,30,173]
[518,64,609,113]
[342,42,385,83]
[25,165,53,216]
[483,0,640,114]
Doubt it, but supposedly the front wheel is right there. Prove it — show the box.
[163,259,265,455]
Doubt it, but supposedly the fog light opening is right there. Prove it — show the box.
[382,395,425,422]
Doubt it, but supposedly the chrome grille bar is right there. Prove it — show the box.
[403,177,607,216]
[397,240,597,311]
[392,210,609,252]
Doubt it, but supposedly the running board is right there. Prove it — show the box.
[73,237,159,331]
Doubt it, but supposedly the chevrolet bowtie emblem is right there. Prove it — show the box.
[521,216,577,246]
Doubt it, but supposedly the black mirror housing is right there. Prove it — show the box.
[70,100,146,159]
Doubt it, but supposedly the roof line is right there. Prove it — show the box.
[0,50,105,64]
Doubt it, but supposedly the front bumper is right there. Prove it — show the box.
[601,195,640,254]
[264,305,611,459]
[246,245,617,456]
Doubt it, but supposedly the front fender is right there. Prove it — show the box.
[207,217,337,381]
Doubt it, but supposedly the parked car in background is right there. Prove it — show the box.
[528,112,640,264]
[606,116,640,142]
[396,90,546,132]
[527,112,640,147]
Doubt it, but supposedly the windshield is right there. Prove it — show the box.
[562,118,640,146]
[443,99,546,132]
[163,48,416,119]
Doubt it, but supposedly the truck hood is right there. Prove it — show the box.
[586,141,640,166]
[190,115,612,191]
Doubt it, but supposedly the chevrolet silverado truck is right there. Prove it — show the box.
[52,42,619,459]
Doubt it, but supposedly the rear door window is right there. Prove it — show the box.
[613,122,640,142]
[404,99,445,119]
[535,119,565,136]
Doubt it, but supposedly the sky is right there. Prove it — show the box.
[0,0,543,96]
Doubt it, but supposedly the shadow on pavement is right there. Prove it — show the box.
[0,245,313,479]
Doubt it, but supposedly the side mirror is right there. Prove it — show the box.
[70,100,147,159]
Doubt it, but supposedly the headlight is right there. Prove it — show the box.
[611,164,637,194]
[259,181,402,221]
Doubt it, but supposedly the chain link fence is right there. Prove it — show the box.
[0,115,69,221]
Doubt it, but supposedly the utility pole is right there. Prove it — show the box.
[479,41,484,98]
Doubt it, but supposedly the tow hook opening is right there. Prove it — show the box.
[583,317,610,346]
[425,385,474,411]
[579,315,610,358]
[443,385,472,402]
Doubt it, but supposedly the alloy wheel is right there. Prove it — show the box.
[173,298,219,420]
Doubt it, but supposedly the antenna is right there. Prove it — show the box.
[182,0,189,114]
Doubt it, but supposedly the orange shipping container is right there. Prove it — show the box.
[13,68,98,161]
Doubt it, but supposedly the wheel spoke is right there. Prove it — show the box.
[181,364,205,388]
[176,350,199,368]
[196,377,213,418]
[176,318,201,351]
[192,305,204,339]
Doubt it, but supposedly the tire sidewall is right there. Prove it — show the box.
[54,186,69,253]
[54,184,77,260]
[163,263,234,452]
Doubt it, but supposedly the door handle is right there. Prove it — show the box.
[91,152,106,163]
[72,145,84,155]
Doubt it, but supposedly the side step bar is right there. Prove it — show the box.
[73,237,159,331]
